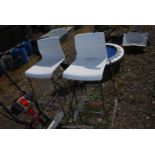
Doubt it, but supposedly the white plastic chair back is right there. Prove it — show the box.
[37,37,65,60]
[75,32,107,59]
[122,32,148,47]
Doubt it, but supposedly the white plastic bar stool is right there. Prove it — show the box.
[25,37,66,117]
[63,32,108,124]
[25,37,65,79]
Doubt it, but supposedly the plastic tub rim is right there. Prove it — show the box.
[106,43,124,65]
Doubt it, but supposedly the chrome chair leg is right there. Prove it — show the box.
[51,78,67,122]
[28,78,40,110]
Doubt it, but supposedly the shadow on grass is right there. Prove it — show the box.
[124,46,145,55]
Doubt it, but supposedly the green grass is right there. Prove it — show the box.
[148,90,155,97]
[0,86,3,92]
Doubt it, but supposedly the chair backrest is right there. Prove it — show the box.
[123,32,147,44]
[75,32,107,59]
[37,37,65,60]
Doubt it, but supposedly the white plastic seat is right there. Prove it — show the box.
[63,32,108,81]
[40,27,73,39]
[122,32,148,47]
[25,37,65,79]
